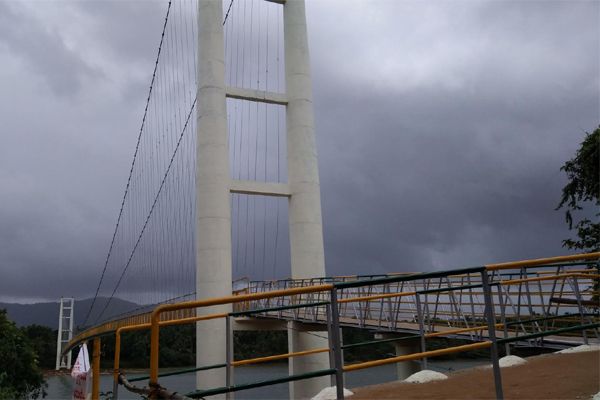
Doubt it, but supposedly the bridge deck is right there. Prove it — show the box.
[248,314,597,347]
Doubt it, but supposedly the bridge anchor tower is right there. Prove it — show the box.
[55,297,75,370]
[195,0,328,398]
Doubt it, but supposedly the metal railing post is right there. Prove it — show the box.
[591,260,600,339]
[325,305,336,387]
[481,271,503,400]
[92,338,101,400]
[496,284,510,356]
[414,294,427,370]
[226,315,233,399]
[113,331,121,400]
[329,288,345,399]
[537,278,547,347]
[569,277,589,345]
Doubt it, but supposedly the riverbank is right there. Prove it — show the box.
[351,349,600,399]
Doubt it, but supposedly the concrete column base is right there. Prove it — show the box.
[375,333,421,380]
[197,316,229,399]
[287,321,330,399]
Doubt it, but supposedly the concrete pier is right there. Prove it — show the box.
[287,322,330,399]
[284,0,329,398]
[195,0,231,395]
[375,333,421,379]
[194,0,328,397]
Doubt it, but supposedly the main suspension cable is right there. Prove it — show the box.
[82,0,173,327]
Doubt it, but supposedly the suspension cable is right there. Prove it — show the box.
[95,96,197,324]
[82,0,173,327]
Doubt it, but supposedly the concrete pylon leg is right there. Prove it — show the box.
[195,0,231,397]
[393,341,421,379]
[283,1,330,397]
[288,322,330,399]
[375,334,420,380]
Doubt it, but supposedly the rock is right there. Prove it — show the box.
[311,386,354,400]
[498,355,527,368]
[404,370,448,383]
[557,345,600,354]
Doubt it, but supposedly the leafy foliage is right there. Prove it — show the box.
[20,325,57,370]
[556,127,599,251]
[342,328,394,362]
[82,326,412,369]
[0,310,47,399]
[234,331,287,361]
[99,324,196,368]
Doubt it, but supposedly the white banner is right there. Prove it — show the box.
[71,343,91,400]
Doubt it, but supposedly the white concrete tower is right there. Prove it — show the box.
[195,0,328,397]
[55,297,75,370]
[284,1,329,398]
[195,0,232,394]
[285,0,326,281]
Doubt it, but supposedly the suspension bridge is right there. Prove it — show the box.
[57,1,600,399]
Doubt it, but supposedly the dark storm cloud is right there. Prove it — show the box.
[0,2,157,301]
[309,0,599,274]
[318,85,593,274]
[0,0,598,302]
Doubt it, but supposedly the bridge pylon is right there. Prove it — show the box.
[195,0,328,398]
[55,297,75,370]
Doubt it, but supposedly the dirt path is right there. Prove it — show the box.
[351,350,600,400]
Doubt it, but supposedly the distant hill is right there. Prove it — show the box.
[0,297,143,330]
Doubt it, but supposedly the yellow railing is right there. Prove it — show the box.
[65,252,599,400]
[485,252,600,270]
[149,283,334,384]
[343,341,493,372]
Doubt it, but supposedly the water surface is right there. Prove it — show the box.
[45,359,488,399]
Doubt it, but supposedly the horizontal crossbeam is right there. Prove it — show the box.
[225,86,287,105]
[230,180,291,197]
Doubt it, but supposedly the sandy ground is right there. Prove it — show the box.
[351,350,600,400]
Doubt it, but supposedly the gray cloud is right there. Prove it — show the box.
[0,0,598,303]
[0,2,102,97]
[312,0,599,274]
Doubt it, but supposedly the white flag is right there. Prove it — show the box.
[71,343,91,400]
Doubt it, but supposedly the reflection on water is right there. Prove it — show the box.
[45,359,488,400]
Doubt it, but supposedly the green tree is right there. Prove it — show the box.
[0,310,47,399]
[20,325,57,370]
[556,127,599,251]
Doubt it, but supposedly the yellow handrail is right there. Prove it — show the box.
[500,273,600,286]
[334,272,598,305]
[79,251,600,394]
[232,347,330,367]
[343,341,492,372]
[149,283,334,384]
[485,252,600,270]
[536,269,595,275]
[425,323,503,338]
[113,312,229,384]
[338,290,417,304]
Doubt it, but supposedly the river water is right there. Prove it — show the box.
[46,359,488,399]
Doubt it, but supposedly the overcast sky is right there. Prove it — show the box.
[0,0,598,303]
